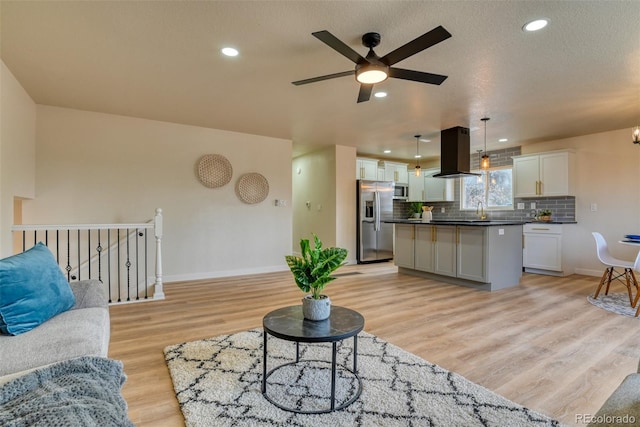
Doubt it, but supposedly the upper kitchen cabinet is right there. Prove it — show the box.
[380,161,409,184]
[408,168,454,202]
[512,151,575,198]
[423,169,454,202]
[356,158,379,180]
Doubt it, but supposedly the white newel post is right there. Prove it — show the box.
[153,208,165,300]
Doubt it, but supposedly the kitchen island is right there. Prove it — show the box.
[387,220,525,291]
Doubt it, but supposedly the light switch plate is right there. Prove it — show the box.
[517,203,525,209]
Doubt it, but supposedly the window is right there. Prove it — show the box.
[461,167,513,210]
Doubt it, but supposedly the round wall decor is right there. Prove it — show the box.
[236,173,269,204]
[196,154,233,188]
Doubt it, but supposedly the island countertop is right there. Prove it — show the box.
[385,219,526,226]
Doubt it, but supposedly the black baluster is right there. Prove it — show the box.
[126,229,131,302]
[97,230,103,284]
[88,229,91,279]
[77,229,81,281]
[117,229,121,303]
[144,229,148,299]
[135,228,140,300]
[66,230,72,282]
[107,230,112,303]
[22,231,25,252]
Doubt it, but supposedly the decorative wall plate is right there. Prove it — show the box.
[236,173,269,204]
[196,154,233,188]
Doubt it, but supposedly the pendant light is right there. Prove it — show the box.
[633,126,640,145]
[414,134,422,177]
[481,117,490,169]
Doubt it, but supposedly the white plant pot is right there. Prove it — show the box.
[302,295,331,321]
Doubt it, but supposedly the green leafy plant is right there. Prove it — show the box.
[538,209,552,216]
[285,234,348,299]
[408,202,423,216]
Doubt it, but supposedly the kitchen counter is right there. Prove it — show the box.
[386,219,526,226]
[393,221,523,291]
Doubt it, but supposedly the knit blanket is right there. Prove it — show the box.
[0,356,134,427]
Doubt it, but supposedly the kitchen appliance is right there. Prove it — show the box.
[393,183,409,200]
[357,180,394,263]
[433,126,481,178]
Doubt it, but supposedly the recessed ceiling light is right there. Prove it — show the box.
[414,154,422,158]
[499,138,508,142]
[383,149,391,154]
[419,138,431,143]
[523,18,549,32]
[374,92,387,98]
[221,47,239,57]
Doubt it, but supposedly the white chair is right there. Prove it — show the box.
[592,232,638,307]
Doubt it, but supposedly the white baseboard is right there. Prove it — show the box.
[164,265,289,283]
[573,268,602,277]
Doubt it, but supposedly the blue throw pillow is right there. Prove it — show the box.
[0,242,76,335]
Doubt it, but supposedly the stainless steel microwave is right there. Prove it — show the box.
[393,183,408,200]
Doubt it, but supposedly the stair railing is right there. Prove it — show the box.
[11,208,164,304]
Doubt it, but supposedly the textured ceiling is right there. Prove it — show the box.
[2,1,639,162]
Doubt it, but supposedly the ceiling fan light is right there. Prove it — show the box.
[633,126,640,144]
[356,65,388,84]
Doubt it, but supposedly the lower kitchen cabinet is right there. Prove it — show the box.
[393,223,523,291]
[434,226,456,277]
[394,224,415,269]
[415,225,435,272]
[523,223,565,275]
[457,227,487,282]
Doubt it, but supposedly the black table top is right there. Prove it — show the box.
[263,305,364,343]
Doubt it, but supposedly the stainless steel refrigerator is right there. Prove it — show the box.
[357,180,394,263]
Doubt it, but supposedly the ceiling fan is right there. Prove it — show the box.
[292,26,451,103]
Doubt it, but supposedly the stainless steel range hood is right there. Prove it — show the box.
[433,126,481,178]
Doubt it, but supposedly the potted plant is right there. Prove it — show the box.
[285,234,348,321]
[408,202,423,218]
[537,209,552,222]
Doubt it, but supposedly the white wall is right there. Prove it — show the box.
[292,145,357,264]
[23,106,293,281]
[0,61,36,257]
[521,128,640,275]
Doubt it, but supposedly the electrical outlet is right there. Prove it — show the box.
[440,207,445,213]
[591,203,598,212]
[517,203,524,210]
[530,202,536,210]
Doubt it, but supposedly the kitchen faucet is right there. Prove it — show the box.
[476,201,486,220]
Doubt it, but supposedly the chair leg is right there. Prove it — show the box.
[604,267,614,295]
[594,268,611,299]
[624,269,634,306]
[630,269,639,307]
[634,290,640,317]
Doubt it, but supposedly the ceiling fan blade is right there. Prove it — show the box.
[357,84,373,103]
[292,70,354,86]
[380,26,452,66]
[312,30,367,64]
[388,68,448,85]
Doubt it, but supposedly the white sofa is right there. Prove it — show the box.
[0,279,110,380]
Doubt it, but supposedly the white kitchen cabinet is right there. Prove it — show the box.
[434,225,457,277]
[523,223,563,274]
[393,224,415,269]
[457,227,487,282]
[408,172,425,201]
[415,225,435,272]
[512,151,575,197]
[423,168,454,202]
[356,158,380,180]
[393,223,523,290]
[381,161,409,184]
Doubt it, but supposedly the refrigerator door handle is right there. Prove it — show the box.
[374,191,380,231]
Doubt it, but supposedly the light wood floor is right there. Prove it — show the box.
[108,263,640,426]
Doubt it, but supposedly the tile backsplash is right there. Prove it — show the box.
[394,146,577,222]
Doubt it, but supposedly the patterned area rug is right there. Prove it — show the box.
[587,292,640,318]
[164,329,561,426]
